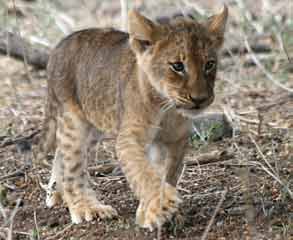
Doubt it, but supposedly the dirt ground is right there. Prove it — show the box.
[0,0,292,239]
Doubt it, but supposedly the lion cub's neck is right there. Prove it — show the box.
[136,69,164,110]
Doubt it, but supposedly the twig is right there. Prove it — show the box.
[280,32,292,64]
[249,135,278,177]
[238,110,258,115]
[192,124,207,144]
[257,111,263,136]
[0,168,25,182]
[277,31,293,64]
[88,163,118,175]
[176,163,186,186]
[120,0,128,31]
[11,0,33,83]
[200,189,227,240]
[44,223,73,240]
[244,37,293,93]
[249,135,293,199]
[7,198,22,240]
[233,142,257,237]
[250,160,293,199]
[185,190,225,200]
[234,114,260,125]
[7,198,21,225]
[0,129,40,148]
[33,211,40,240]
[222,105,241,138]
[81,0,97,26]
[257,93,293,111]
[0,201,7,220]
[0,231,6,239]
[181,0,206,16]
[271,139,280,178]
[235,0,263,33]
[0,228,31,237]
[7,221,13,240]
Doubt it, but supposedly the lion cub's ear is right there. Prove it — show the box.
[206,5,228,49]
[128,10,160,54]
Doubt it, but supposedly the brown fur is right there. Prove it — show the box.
[40,7,228,230]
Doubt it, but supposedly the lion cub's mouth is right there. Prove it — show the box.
[176,107,205,118]
[174,96,214,118]
[175,96,214,110]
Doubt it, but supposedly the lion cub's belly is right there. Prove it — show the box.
[76,81,120,134]
[83,103,118,134]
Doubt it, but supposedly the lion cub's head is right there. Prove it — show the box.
[128,6,228,117]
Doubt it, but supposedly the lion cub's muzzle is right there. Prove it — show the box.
[189,95,214,110]
[176,94,214,111]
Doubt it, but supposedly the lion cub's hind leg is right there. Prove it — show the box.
[49,101,117,223]
[45,147,63,208]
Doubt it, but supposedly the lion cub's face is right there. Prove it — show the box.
[129,7,228,117]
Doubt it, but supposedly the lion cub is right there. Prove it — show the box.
[40,7,228,230]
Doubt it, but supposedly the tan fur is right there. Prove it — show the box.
[40,6,228,230]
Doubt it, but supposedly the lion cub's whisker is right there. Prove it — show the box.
[176,96,191,105]
[160,100,175,114]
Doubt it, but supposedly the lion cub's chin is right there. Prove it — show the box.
[176,108,206,119]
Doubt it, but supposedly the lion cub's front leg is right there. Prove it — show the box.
[146,140,187,186]
[50,102,117,223]
[135,139,187,228]
[116,121,182,230]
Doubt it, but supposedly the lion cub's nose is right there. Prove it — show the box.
[189,95,209,108]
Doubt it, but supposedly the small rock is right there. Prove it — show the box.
[192,112,235,142]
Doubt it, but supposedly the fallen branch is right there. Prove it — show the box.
[0,29,49,69]
[185,150,233,166]
[0,26,272,70]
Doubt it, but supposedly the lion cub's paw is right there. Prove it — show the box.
[136,184,182,231]
[65,193,118,224]
[45,180,62,208]
[46,190,62,208]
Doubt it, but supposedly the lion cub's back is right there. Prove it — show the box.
[47,28,135,132]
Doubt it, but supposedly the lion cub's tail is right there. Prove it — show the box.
[36,88,58,164]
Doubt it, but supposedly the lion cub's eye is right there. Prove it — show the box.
[169,62,185,74]
[205,60,216,74]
